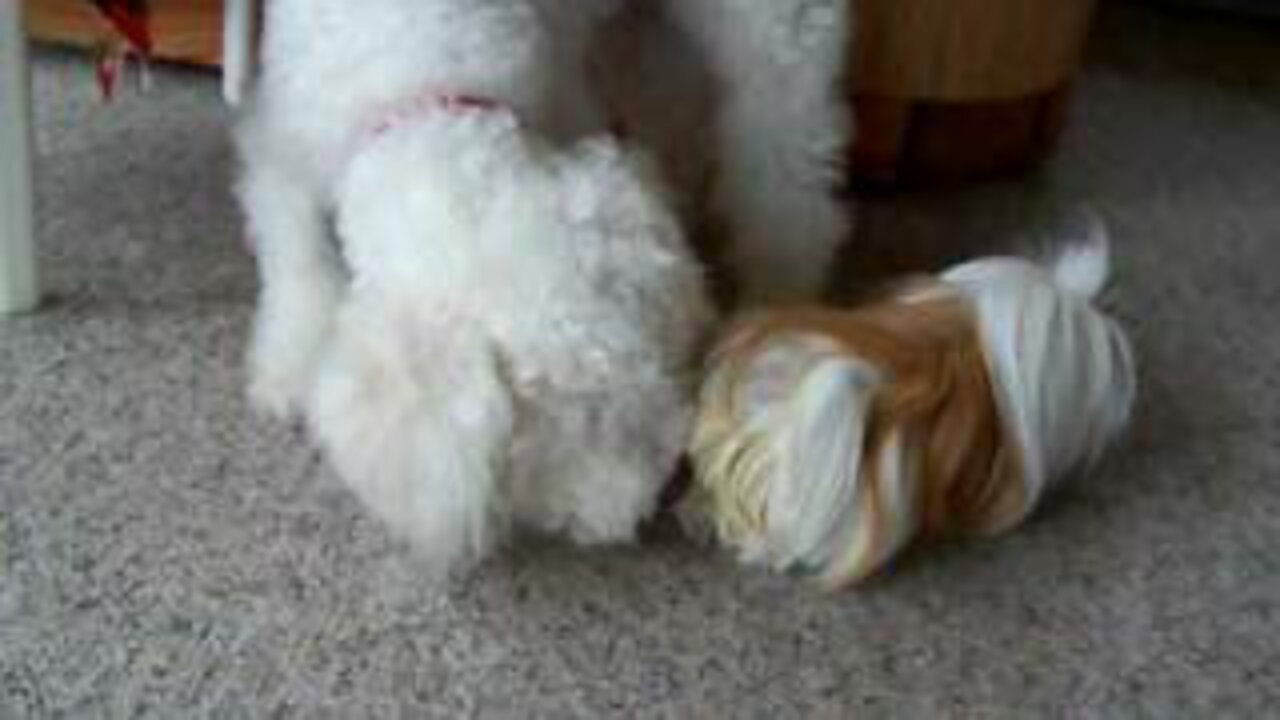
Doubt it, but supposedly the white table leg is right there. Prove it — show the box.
[0,0,38,314]
[222,0,258,106]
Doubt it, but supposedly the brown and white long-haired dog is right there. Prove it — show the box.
[685,228,1137,588]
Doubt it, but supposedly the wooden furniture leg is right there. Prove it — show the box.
[850,0,1097,186]
[221,0,257,105]
[1,0,39,314]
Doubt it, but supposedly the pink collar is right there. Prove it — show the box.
[366,92,507,139]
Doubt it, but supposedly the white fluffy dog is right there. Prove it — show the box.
[235,0,851,575]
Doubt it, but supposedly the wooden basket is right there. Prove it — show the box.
[850,0,1098,186]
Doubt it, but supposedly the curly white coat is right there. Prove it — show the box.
[235,0,851,575]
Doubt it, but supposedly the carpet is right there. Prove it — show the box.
[2,4,1277,717]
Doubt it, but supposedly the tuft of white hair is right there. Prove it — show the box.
[942,225,1136,514]
[1048,213,1112,299]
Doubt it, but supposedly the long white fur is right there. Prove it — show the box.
[768,356,877,574]
[690,232,1136,586]
[940,228,1136,514]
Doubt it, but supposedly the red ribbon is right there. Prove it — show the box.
[88,0,151,100]
[91,0,152,55]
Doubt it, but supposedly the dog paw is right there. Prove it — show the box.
[672,495,718,547]
[568,520,638,547]
[245,291,339,422]
[246,339,320,421]
[247,368,308,421]
[566,477,657,547]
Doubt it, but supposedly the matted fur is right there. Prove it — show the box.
[688,236,1136,588]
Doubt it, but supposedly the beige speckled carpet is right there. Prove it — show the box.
[2,5,1278,717]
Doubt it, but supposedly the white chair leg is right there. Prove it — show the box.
[0,0,38,314]
[222,0,258,105]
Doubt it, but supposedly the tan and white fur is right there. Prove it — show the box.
[687,228,1137,588]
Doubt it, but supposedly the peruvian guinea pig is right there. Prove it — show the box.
[684,225,1136,589]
